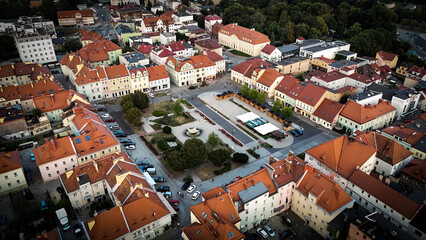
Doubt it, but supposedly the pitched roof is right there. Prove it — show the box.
[195,39,221,50]
[84,207,129,240]
[147,65,169,82]
[402,161,426,183]
[0,150,21,174]
[256,68,283,87]
[142,15,174,27]
[349,169,420,219]
[202,186,227,200]
[376,50,397,61]
[269,154,306,187]
[274,74,300,94]
[57,10,93,19]
[32,89,89,113]
[0,64,15,78]
[261,44,278,55]
[348,72,375,84]
[74,69,100,86]
[0,85,20,101]
[137,43,153,54]
[312,70,346,83]
[14,62,33,76]
[205,15,222,21]
[305,135,377,178]
[314,56,336,64]
[382,126,424,145]
[105,64,129,79]
[32,228,62,240]
[17,79,63,100]
[313,98,344,123]
[33,137,76,166]
[191,55,216,69]
[340,100,396,124]
[354,131,413,166]
[231,57,270,78]
[296,82,326,107]
[219,24,270,45]
[204,50,225,63]
[297,166,353,215]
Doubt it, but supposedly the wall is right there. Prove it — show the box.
[0,168,27,196]
[39,154,78,182]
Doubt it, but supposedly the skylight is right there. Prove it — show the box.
[85,136,91,141]
[75,138,82,144]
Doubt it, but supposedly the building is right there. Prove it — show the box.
[292,165,354,239]
[310,70,380,92]
[165,55,216,86]
[381,126,425,159]
[312,98,344,130]
[141,15,175,33]
[57,10,95,26]
[349,90,383,107]
[311,56,336,72]
[111,0,141,6]
[150,45,175,65]
[276,56,310,75]
[137,43,153,56]
[128,65,149,93]
[0,104,29,140]
[160,32,176,45]
[73,68,105,101]
[218,23,270,56]
[104,64,131,98]
[354,130,414,176]
[260,44,282,63]
[204,15,222,33]
[202,50,225,74]
[376,50,398,68]
[119,52,150,67]
[231,57,271,88]
[129,35,152,48]
[14,31,57,64]
[194,39,222,56]
[274,74,301,109]
[0,16,55,35]
[299,40,351,60]
[211,22,223,38]
[346,169,424,240]
[399,161,426,191]
[396,62,414,77]
[254,67,284,98]
[0,150,27,195]
[338,100,396,134]
[116,7,148,20]
[164,41,195,58]
[327,60,357,73]
[404,66,426,88]
[391,89,420,120]
[304,135,377,188]
[147,65,170,91]
[294,82,327,119]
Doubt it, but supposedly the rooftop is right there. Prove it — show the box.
[120,52,146,63]
[381,126,424,146]
[219,24,270,45]
[278,56,309,66]
[0,150,21,174]
[313,98,344,123]
[256,68,283,87]
[349,90,382,102]
[402,160,426,184]
[33,137,76,166]
[340,100,396,124]
[268,154,306,187]
[231,57,271,78]
[377,50,397,61]
[195,39,221,50]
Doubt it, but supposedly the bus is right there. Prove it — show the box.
[18,141,36,150]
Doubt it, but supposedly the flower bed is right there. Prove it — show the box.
[195,109,216,125]
[219,128,243,147]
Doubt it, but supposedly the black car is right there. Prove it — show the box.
[156,186,170,192]
[153,177,164,182]
[57,187,66,198]
[279,230,293,239]
[181,182,191,190]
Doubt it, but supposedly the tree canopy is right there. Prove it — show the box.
[207,132,220,147]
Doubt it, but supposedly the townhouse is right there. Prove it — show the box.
[194,39,222,56]
[218,23,270,56]
[399,161,426,191]
[294,82,327,119]
[260,44,282,63]
[254,67,284,98]
[292,165,354,239]
[276,56,310,75]
[381,125,425,159]
[164,41,196,58]
[73,68,104,101]
[141,15,175,33]
[147,65,170,91]
[0,150,27,195]
[119,52,150,67]
[346,169,424,239]
[150,45,175,65]
[312,98,344,130]
[354,130,414,176]
[304,135,377,188]
[160,32,176,45]
[311,56,336,72]
[0,62,53,87]
[0,104,29,140]
[57,10,95,27]
[204,15,222,33]
[391,89,420,120]
[128,65,149,93]
[338,100,396,134]
[274,75,301,109]
[104,64,131,98]
[376,50,398,68]
[231,58,271,88]
[165,55,216,87]
[403,66,426,88]
[202,51,226,74]
[0,85,21,108]
[17,78,63,113]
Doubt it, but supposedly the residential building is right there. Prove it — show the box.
[376,50,398,68]
[129,35,152,48]
[164,41,195,58]
[354,130,414,176]
[202,51,225,74]
[211,22,223,38]
[292,165,354,239]
[150,45,175,65]
[194,39,222,56]
[0,16,55,35]
[231,57,271,88]
[14,31,57,64]
[57,10,95,26]
[116,7,150,20]
[299,40,351,60]
[165,55,216,86]
[172,12,193,27]
[404,66,426,88]
[147,65,170,91]
[294,82,327,119]
[0,150,27,195]
[0,104,29,140]
[111,0,141,6]
[0,85,21,107]
[396,62,414,77]
[27,115,52,137]
[311,56,336,72]
[335,50,357,60]
[260,44,282,63]
[305,135,377,188]
[128,65,149,93]
[254,67,284,98]
[141,15,175,33]
[204,15,222,33]
[0,62,57,87]
[391,89,420,120]
[119,52,150,67]
[104,64,131,98]
[327,60,357,72]
[312,98,344,130]
[349,90,383,107]
[399,161,426,191]
[338,100,396,134]
[346,169,424,240]
[381,126,425,159]
[73,68,104,101]
[218,23,270,56]
[160,32,176,45]
[276,56,310,75]
[138,43,153,56]
[274,74,301,109]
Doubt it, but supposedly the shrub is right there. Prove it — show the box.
[246,149,260,159]
[208,149,231,166]
[163,126,172,134]
[183,176,193,183]
[233,153,249,163]
[188,86,197,90]
[157,139,170,151]
[164,136,176,141]
[153,110,164,117]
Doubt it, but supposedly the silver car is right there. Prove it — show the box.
[191,191,201,200]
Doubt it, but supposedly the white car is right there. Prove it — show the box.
[191,191,201,200]
[257,228,268,239]
[125,145,135,150]
[101,113,110,118]
[148,93,155,98]
[267,102,273,107]
[187,185,196,193]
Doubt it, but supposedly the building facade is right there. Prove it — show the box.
[14,32,57,64]
[218,24,270,56]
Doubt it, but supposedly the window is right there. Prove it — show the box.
[48,173,52,177]
[54,164,58,168]
[56,171,60,174]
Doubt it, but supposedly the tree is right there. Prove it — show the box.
[256,92,267,105]
[249,89,258,100]
[344,22,362,38]
[294,23,309,38]
[124,108,142,126]
[272,100,282,113]
[122,100,135,112]
[132,90,149,110]
[176,31,189,41]
[173,101,184,116]
[241,84,249,97]
[122,44,134,53]
[233,152,249,163]
[32,108,42,118]
[281,106,293,118]
[207,132,220,147]
[308,27,321,39]
[163,126,172,134]
[181,138,207,168]
[163,150,184,171]
[157,139,170,151]
[178,5,187,12]
[339,94,350,104]
[0,35,17,60]
[63,39,82,52]
[208,149,231,166]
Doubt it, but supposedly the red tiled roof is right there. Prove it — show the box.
[261,44,278,55]
[275,74,300,94]
[138,44,153,54]
[314,56,336,64]
[349,169,420,219]
[147,65,169,82]
[376,50,397,61]
[105,64,129,79]
[166,41,186,52]
[142,15,174,27]
[402,161,426,183]
[0,150,21,174]
[84,207,129,240]
[296,83,326,107]
[348,72,375,84]
[296,36,305,40]
[195,39,221,50]
[219,24,270,45]
[231,58,270,78]
[32,228,61,240]
[57,10,93,19]
[269,154,306,187]
[205,15,222,21]
[0,64,15,78]
[256,68,283,87]
[340,100,396,124]
[0,85,20,101]
[74,70,100,86]
[33,89,89,113]
[312,71,346,83]
[17,79,63,100]
[33,137,76,166]
[14,62,33,76]
[381,126,424,146]
[203,50,225,63]
[313,98,344,123]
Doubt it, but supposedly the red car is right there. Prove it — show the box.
[105,118,115,123]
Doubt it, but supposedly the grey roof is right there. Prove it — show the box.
[337,50,356,56]
[161,32,175,37]
[366,83,395,101]
[0,19,18,23]
[174,12,191,17]
[129,35,150,41]
[277,56,308,66]
[393,89,419,100]
[413,135,426,153]
[292,38,323,48]
[407,186,426,205]
[330,60,357,68]
[238,182,268,203]
[277,45,299,53]
[121,52,146,63]
[303,41,348,53]
[349,90,382,101]
[406,117,426,133]
[78,173,90,185]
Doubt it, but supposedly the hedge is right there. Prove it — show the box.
[153,110,164,117]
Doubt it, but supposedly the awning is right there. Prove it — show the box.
[254,123,279,135]
[236,112,259,122]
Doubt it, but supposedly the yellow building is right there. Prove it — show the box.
[396,62,413,76]
[277,56,310,75]
[0,150,27,195]
[218,23,270,56]
[311,56,336,72]
[57,10,95,27]
[376,50,398,69]
[104,64,131,98]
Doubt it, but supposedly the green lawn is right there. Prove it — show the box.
[230,50,252,57]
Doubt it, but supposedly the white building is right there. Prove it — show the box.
[160,32,176,45]
[147,65,170,92]
[0,150,27,196]
[73,69,104,101]
[0,16,55,35]
[172,12,193,25]
[299,41,351,60]
[204,15,222,33]
[391,89,420,120]
[14,31,57,64]
[128,65,149,93]
[203,51,226,74]
[348,90,383,106]
[119,52,150,67]
[150,45,175,65]
[260,44,282,62]
[165,55,216,87]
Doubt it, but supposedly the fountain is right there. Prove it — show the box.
[184,127,202,137]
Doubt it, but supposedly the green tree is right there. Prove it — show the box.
[63,39,82,52]
[233,152,249,163]
[122,44,134,53]
[308,27,321,39]
[294,23,309,38]
[344,22,362,38]
[173,100,184,116]
[178,5,187,12]
[176,32,189,41]
[208,149,231,166]
[122,100,135,112]
[207,132,220,147]
[0,35,17,60]
[281,106,293,118]
[182,138,207,168]
[132,90,149,110]
[124,107,142,126]
[241,84,249,97]
[163,149,184,171]
[272,100,282,113]
[163,126,172,134]
[32,108,42,118]
[256,92,267,105]
[249,89,258,100]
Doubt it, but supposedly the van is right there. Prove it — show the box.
[147,167,156,175]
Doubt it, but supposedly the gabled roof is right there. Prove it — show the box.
[57,10,93,19]
[382,126,424,146]
[348,72,375,84]
[138,43,153,54]
[32,89,89,113]
[195,39,221,50]
[314,56,336,64]
[349,169,420,219]
[297,166,353,215]
[256,68,283,87]
[0,85,20,101]
[219,24,270,45]
[402,161,426,183]
[74,70,100,86]
[274,74,300,95]
[261,44,278,55]
[14,62,33,76]
[340,100,396,124]
[0,64,15,78]
[305,135,377,178]
[296,82,326,107]
[105,64,129,79]
[147,65,169,82]
[203,50,225,63]
[269,154,306,187]
[376,50,397,61]
[142,15,174,27]
[17,79,63,100]
[33,137,76,166]
[84,207,129,240]
[0,150,21,174]
[312,70,346,83]
[191,55,216,69]
[313,98,344,123]
[231,57,270,78]
[205,15,222,21]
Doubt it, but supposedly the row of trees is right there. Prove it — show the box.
[272,100,293,118]
[120,90,149,126]
[241,84,267,105]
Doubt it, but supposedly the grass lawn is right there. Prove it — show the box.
[196,161,246,181]
[142,100,175,118]
[151,113,195,126]
[230,49,252,57]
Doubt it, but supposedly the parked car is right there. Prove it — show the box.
[0,215,7,227]
[57,187,66,198]
[148,93,155,98]
[137,160,149,166]
[153,177,164,182]
[24,167,31,176]
[295,129,303,135]
[187,185,196,193]
[279,229,293,239]
[156,186,170,192]
[264,225,275,237]
[115,133,127,137]
[119,139,132,144]
[162,192,172,198]
[123,142,135,147]
[268,102,273,107]
[141,164,154,171]
[290,130,299,137]
[104,118,115,123]
[26,175,33,185]
[40,200,48,210]
[30,153,35,161]
[114,130,125,135]
[125,145,135,150]
[109,125,120,130]
[181,182,191,190]
[73,223,82,237]
[101,113,110,118]
[191,191,201,200]
[169,199,179,206]
[257,228,268,239]
[96,107,107,112]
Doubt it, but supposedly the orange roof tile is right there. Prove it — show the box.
[349,169,420,219]
[32,228,62,240]
[269,154,306,187]
[219,24,270,45]
[0,85,20,101]
[57,10,93,19]
[274,74,300,94]
[0,64,15,78]
[75,70,100,86]
[203,50,225,63]
[32,89,88,113]
[261,44,278,55]
[202,186,226,200]
[17,79,63,100]
[376,50,397,61]
[14,62,33,76]
[84,207,129,240]
[297,166,353,214]
[231,58,270,78]
[147,65,169,82]
[314,56,336,64]
[0,150,22,174]
[305,135,377,178]
[381,126,424,146]
[256,68,283,87]
[195,39,221,50]
[142,15,174,27]
[401,161,426,183]
[340,100,396,124]
[72,126,119,157]
[191,55,216,69]
[105,64,129,79]
[313,70,346,83]
[313,98,344,123]
[33,137,76,165]
[296,83,326,106]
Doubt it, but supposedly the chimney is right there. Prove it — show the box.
[288,150,294,156]
[93,161,98,171]
[50,93,54,104]
[50,139,56,151]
